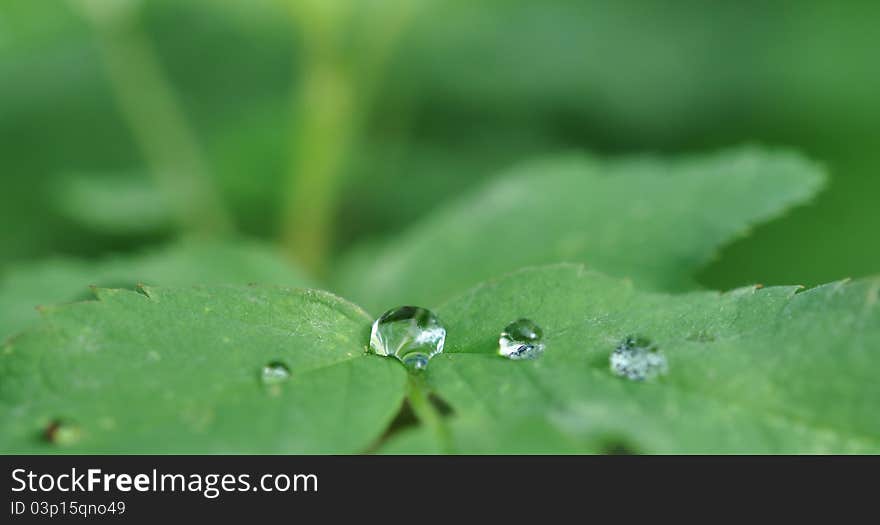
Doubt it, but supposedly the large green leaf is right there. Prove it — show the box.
[383,265,880,453]
[336,148,825,312]
[4,264,877,453]
[0,285,405,453]
[0,239,311,338]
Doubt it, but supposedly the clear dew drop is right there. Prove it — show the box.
[610,336,668,381]
[261,361,291,385]
[370,306,446,371]
[499,318,545,360]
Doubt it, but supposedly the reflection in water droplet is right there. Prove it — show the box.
[44,419,81,446]
[370,306,446,371]
[499,318,545,360]
[610,336,668,381]
[261,361,291,385]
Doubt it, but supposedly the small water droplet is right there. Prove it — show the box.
[610,336,668,381]
[261,361,291,385]
[499,318,544,360]
[370,306,446,371]
[44,419,81,446]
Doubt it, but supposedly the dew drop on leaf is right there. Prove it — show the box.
[610,336,668,381]
[370,306,446,371]
[261,361,291,385]
[499,318,545,360]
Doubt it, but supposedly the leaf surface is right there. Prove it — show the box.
[0,239,311,338]
[5,264,878,454]
[384,265,880,453]
[0,285,405,453]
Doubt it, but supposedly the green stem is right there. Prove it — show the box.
[281,0,419,274]
[281,55,355,274]
[407,374,453,453]
[72,1,232,236]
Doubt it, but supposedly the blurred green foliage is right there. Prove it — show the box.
[337,149,825,312]
[1,0,878,290]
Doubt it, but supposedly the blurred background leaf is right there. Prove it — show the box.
[336,148,825,312]
[52,171,173,235]
[0,0,878,288]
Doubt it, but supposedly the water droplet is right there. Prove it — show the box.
[261,361,291,385]
[610,336,668,381]
[370,306,446,371]
[44,419,81,446]
[499,318,545,360]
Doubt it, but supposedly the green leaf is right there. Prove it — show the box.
[0,285,405,453]
[336,148,825,312]
[0,239,311,338]
[383,265,880,453]
[5,264,878,453]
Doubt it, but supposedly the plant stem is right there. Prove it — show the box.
[281,54,355,274]
[281,0,419,274]
[72,1,233,236]
[407,373,453,453]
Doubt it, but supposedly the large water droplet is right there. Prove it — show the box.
[44,419,82,446]
[370,306,446,371]
[499,318,545,360]
[610,336,668,381]
[261,361,291,385]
